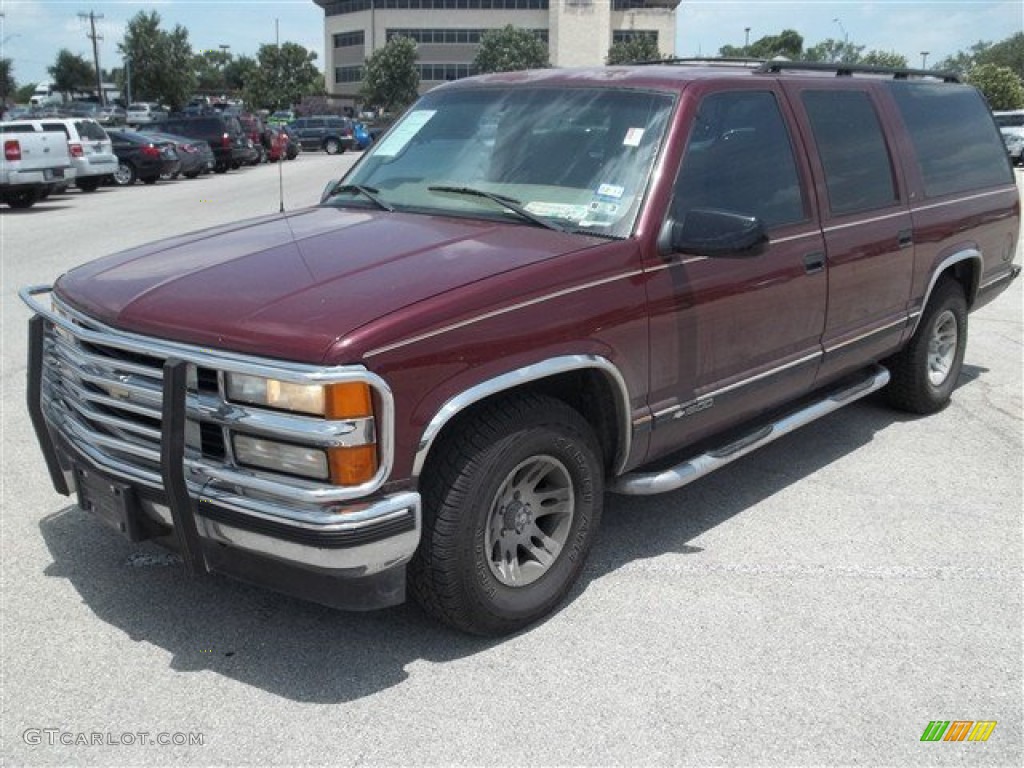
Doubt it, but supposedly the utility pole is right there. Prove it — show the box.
[79,10,105,105]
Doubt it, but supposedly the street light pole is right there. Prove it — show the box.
[920,51,929,68]
[219,44,230,98]
[124,57,131,105]
[744,27,750,49]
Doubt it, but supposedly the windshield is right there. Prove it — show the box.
[994,113,1024,129]
[338,86,675,238]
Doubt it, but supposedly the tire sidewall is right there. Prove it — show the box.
[915,283,968,408]
[451,423,602,628]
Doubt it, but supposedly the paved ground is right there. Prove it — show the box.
[2,155,1021,766]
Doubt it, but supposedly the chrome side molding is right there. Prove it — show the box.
[611,365,890,496]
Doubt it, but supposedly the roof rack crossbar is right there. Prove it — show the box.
[756,60,960,82]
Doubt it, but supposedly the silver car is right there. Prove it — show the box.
[0,117,118,192]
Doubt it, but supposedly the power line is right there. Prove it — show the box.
[78,10,105,105]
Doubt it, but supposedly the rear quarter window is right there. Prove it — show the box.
[40,122,71,138]
[889,82,1013,198]
[75,120,107,140]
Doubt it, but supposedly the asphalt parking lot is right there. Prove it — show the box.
[1,156,1021,766]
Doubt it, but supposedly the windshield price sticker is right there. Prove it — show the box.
[623,127,645,147]
[374,110,437,156]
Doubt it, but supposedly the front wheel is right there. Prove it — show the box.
[323,137,342,155]
[885,279,968,414]
[409,395,604,636]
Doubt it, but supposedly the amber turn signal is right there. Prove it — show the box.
[326,382,373,419]
[328,444,378,486]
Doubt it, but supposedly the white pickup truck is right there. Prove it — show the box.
[0,126,75,208]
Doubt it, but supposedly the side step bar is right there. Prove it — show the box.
[611,365,890,496]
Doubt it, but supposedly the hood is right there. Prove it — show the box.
[56,207,598,363]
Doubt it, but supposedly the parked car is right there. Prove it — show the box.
[106,129,171,185]
[263,125,290,162]
[1,117,117,192]
[267,109,295,126]
[19,62,1021,635]
[141,115,248,173]
[95,106,126,127]
[280,124,301,160]
[126,102,167,126]
[0,124,74,207]
[1,105,31,121]
[144,132,208,178]
[287,115,355,154]
[237,113,267,163]
[993,109,1024,165]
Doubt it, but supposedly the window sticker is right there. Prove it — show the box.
[373,110,437,156]
[597,183,625,199]
[623,127,645,147]
[524,201,590,221]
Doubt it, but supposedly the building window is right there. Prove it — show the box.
[386,28,547,44]
[323,0,372,15]
[612,0,650,8]
[335,66,365,83]
[612,30,658,44]
[418,63,477,81]
[382,0,548,9]
[333,30,366,48]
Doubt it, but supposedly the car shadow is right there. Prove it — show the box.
[36,371,982,704]
[0,203,77,214]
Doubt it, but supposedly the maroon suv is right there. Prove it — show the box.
[22,61,1021,635]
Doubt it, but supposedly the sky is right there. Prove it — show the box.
[0,0,1021,88]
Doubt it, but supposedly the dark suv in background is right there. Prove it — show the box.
[288,115,355,154]
[143,115,248,173]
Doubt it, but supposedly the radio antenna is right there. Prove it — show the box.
[276,17,285,213]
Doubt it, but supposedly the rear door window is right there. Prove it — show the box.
[801,90,899,215]
[889,82,1013,197]
[41,122,71,138]
[75,120,108,140]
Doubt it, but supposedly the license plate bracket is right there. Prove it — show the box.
[73,466,148,542]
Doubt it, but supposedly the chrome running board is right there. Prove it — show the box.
[611,365,890,496]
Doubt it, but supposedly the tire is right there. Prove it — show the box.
[4,189,39,209]
[184,169,201,179]
[323,137,341,155]
[885,278,968,414]
[112,161,136,186]
[214,163,229,174]
[77,177,101,192]
[409,394,604,636]
[256,146,267,164]
[141,176,158,185]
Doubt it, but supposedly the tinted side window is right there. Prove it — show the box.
[890,83,1013,197]
[671,90,805,230]
[308,119,325,130]
[75,120,107,140]
[801,90,898,215]
[41,122,71,138]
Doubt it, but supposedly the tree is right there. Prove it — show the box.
[473,25,549,73]
[976,32,1024,78]
[243,42,323,110]
[1,58,14,105]
[225,55,258,94]
[803,38,865,64]
[194,49,233,94]
[360,36,419,113]
[861,50,909,68]
[15,82,37,103]
[937,41,992,75]
[607,36,663,65]
[48,49,96,97]
[117,11,196,109]
[967,64,1024,110]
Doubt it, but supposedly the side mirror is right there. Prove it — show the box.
[660,208,768,258]
[320,180,338,204]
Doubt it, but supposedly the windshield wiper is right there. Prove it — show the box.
[427,185,566,232]
[325,183,394,212]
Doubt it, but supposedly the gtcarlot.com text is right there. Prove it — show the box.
[23,728,204,747]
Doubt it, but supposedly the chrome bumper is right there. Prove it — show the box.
[24,288,421,607]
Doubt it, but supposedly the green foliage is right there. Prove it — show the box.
[48,49,96,96]
[1,58,15,103]
[967,63,1024,110]
[225,55,258,94]
[15,82,37,103]
[606,37,663,65]
[861,50,909,68]
[719,29,803,60]
[473,25,549,73]
[803,38,865,64]
[980,32,1024,78]
[360,36,420,113]
[193,49,233,94]
[117,11,196,110]
[242,43,324,110]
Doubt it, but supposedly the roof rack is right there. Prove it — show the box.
[756,60,960,82]
[631,56,764,68]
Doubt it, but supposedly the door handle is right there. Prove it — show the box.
[803,252,825,274]
[898,229,914,249]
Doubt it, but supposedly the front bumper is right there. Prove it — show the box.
[23,288,422,611]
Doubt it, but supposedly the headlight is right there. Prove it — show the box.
[233,435,329,480]
[225,374,372,418]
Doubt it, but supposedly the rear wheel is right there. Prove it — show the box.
[184,169,201,179]
[141,175,158,185]
[214,162,229,174]
[885,279,968,414]
[77,177,101,192]
[324,137,342,155]
[409,394,604,636]
[112,161,136,186]
[4,189,39,208]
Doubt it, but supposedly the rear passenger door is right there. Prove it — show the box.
[782,83,915,382]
